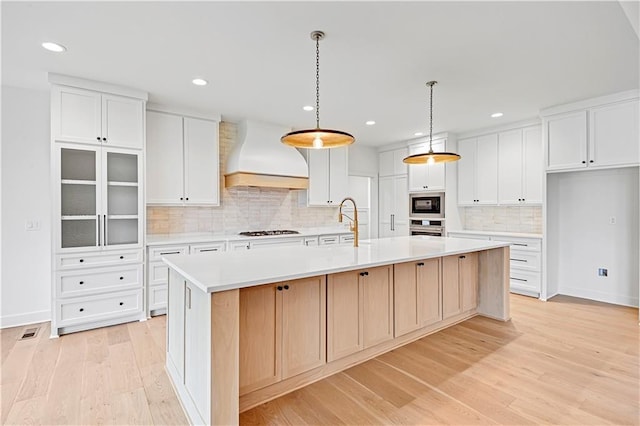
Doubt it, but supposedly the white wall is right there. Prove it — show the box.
[1,86,52,327]
[547,167,639,307]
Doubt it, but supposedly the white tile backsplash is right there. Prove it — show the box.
[147,121,340,234]
[460,206,542,233]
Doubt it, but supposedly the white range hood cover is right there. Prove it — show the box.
[224,120,309,189]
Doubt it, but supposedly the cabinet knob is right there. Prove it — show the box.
[79,308,84,312]
[589,160,594,163]
[96,136,101,141]
[119,276,124,280]
[185,197,189,201]
[582,160,586,164]
[423,186,428,189]
[284,285,290,290]
[119,302,124,306]
[79,259,84,263]
[359,272,366,276]
[417,262,424,266]
[459,255,466,259]
[102,137,107,142]
[79,281,84,285]
[180,197,184,200]
[119,256,124,260]
[277,286,283,291]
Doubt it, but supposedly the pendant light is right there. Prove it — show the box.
[403,81,460,164]
[281,31,355,149]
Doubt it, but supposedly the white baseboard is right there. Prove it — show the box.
[558,286,639,308]
[0,310,51,329]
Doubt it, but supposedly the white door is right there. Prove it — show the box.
[146,111,185,204]
[589,100,639,168]
[522,126,543,204]
[53,86,102,145]
[457,138,476,205]
[307,149,330,206]
[407,143,429,192]
[546,111,587,170]
[184,117,220,205]
[328,147,349,204]
[475,134,498,204]
[101,94,145,150]
[393,175,409,236]
[498,129,523,205]
[378,177,394,237]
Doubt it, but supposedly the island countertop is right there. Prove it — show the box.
[162,235,510,293]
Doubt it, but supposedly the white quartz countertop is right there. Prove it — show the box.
[146,227,352,246]
[163,235,510,293]
[448,229,543,239]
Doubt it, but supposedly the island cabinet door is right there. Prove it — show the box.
[442,255,462,319]
[418,257,442,327]
[460,252,479,312]
[362,265,394,348]
[281,276,327,379]
[327,271,363,362]
[167,269,186,381]
[239,284,282,395]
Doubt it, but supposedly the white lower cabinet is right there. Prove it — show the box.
[58,289,143,326]
[448,231,542,297]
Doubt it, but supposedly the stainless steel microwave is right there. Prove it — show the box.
[409,192,444,218]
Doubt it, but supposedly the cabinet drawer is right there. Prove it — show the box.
[230,241,251,251]
[495,236,541,251]
[148,245,189,262]
[58,289,142,326]
[57,250,143,269]
[340,234,355,244]
[319,235,339,245]
[509,250,541,272]
[149,284,168,312]
[304,237,319,246]
[149,260,170,286]
[510,269,541,295]
[57,264,142,298]
[190,241,226,253]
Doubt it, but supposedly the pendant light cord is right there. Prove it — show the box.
[315,34,320,129]
[428,81,435,152]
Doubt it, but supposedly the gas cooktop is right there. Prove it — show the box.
[238,230,300,237]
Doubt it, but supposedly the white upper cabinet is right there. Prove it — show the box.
[52,86,144,150]
[458,134,498,206]
[307,147,348,206]
[146,110,220,205]
[498,126,542,205]
[543,94,639,172]
[407,139,446,192]
[378,147,408,177]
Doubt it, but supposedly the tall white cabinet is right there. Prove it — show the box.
[50,74,147,337]
[305,147,349,206]
[146,109,220,205]
[378,147,409,238]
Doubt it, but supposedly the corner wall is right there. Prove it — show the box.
[1,86,52,327]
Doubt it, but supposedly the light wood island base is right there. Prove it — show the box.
[165,243,510,425]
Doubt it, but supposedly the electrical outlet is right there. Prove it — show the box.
[25,220,41,231]
[609,216,616,225]
[598,268,608,277]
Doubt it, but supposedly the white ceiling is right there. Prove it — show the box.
[2,1,638,147]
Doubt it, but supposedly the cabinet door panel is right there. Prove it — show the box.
[328,147,348,204]
[307,149,330,205]
[475,134,498,204]
[442,255,461,319]
[146,111,185,204]
[407,143,429,192]
[167,270,185,382]
[460,252,479,312]
[282,277,326,378]
[419,257,442,326]
[498,129,523,205]
[184,117,220,205]
[53,86,102,144]
[102,94,144,149]
[457,138,476,205]
[362,266,393,348]
[590,100,640,167]
[427,139,446,191]
[184,282,211,419]
[394,262,420,337]
[378,177,394,237]
[327,271,362,361]
[546,111,587,170]
[522,126,543,204]
[239,284,281,394]
[393,175,408,234]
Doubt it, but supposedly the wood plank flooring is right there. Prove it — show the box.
[1,294,638,425]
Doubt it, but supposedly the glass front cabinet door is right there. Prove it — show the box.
[56,144,143,252]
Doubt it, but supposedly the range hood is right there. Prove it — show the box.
[224,120,309,189]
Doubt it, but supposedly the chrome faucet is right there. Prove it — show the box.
[338,197,359,247]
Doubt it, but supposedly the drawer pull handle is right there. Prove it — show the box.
[284,285,290,290]
[513,243,528,247]
[512,277,528,282]
[79,259,84,263]
[79,308,84,312]
[160,251,181,255]
[119,256,124,260]
[79,281,84,285]
[198,248,218,252]
[277,286,283,291]
[511,259,527,262]
[417,262,424,266]
[459,255,466,259]
[119,302,124,306]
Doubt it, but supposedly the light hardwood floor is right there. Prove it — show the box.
[2,294,638,425]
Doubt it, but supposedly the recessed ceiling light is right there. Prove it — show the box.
[42,42,66,53]
[192,78,208,86]
[366,120,376,126]
[491,112,504,118]
[414,132,424,136]
[303,105,314,111]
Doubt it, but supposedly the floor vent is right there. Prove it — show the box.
[20,327,40,340]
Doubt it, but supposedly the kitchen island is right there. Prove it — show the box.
[163,235,511,425]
